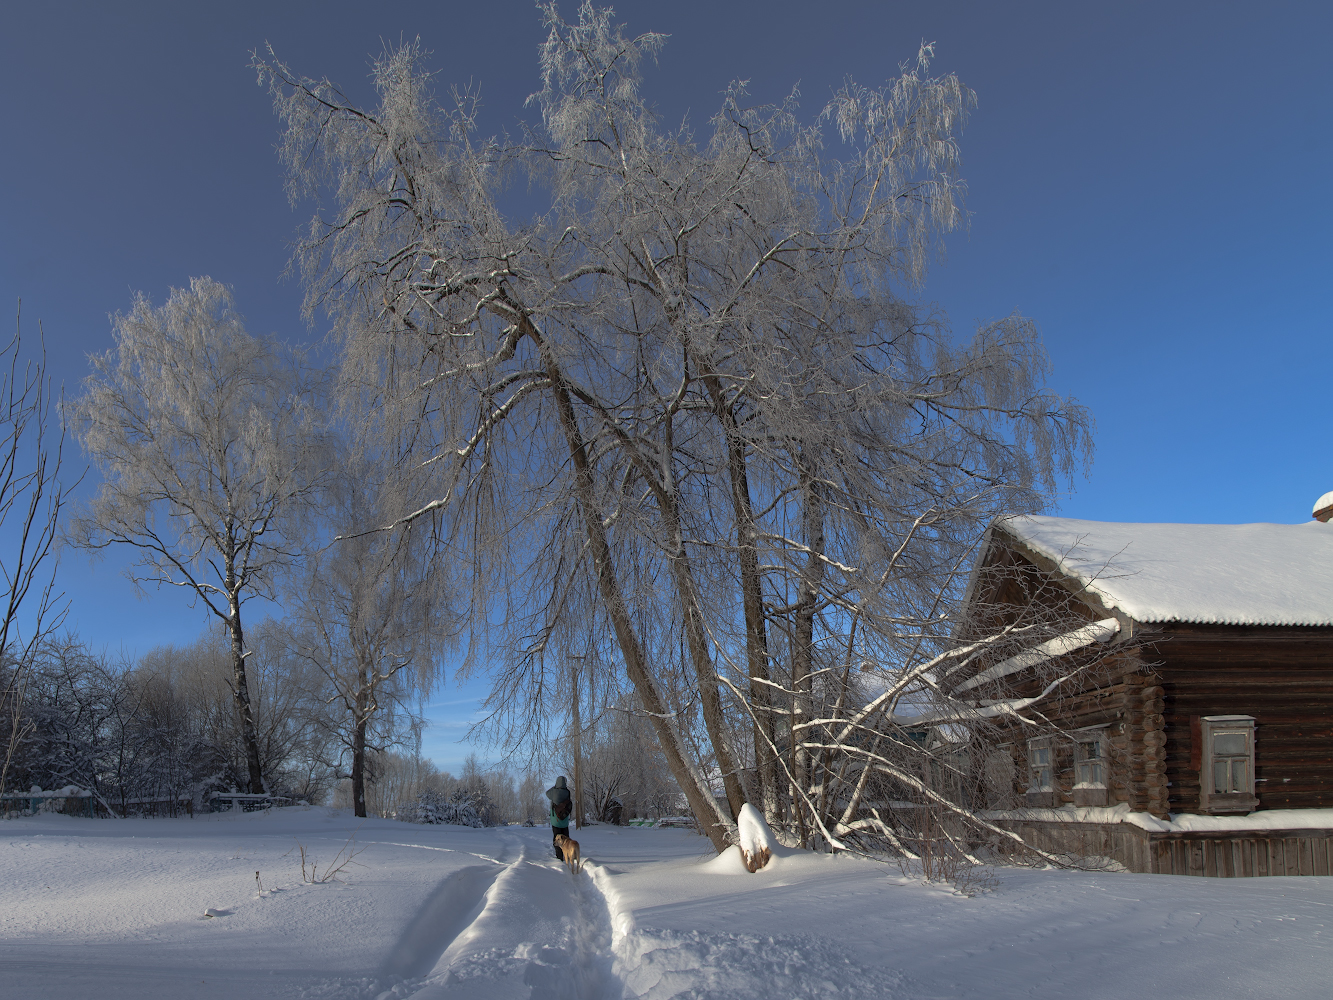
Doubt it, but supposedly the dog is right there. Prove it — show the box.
[554,832,581,874]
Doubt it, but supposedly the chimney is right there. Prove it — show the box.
[1314,491,1333,523]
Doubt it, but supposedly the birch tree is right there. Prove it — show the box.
[255,3,1094,853]
[71,278,321,794]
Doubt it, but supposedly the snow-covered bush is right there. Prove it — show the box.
[399,788,486,827]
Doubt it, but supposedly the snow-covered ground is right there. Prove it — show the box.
[2,808,1330,999]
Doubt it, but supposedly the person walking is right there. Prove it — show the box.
[546,775,572,860]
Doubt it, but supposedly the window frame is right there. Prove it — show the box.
[1025,737,1056,807]
[1198,715,1257,815]
[1071,724,1111,807]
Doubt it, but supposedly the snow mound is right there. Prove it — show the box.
[700,845,752,874]
[736,803,775,872]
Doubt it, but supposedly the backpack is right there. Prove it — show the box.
[553,799,571,821]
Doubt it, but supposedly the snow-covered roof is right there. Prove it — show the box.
[995,515,1333,627]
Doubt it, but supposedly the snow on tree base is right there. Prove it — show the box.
[737,803,776,872]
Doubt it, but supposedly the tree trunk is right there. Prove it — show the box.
[538,334,733,851]
[352,703,368,820]
[660,494,746,822]
[226,595,265,795]
[791,455,825,845]
[571,656,584,829]
[711,385,779,825]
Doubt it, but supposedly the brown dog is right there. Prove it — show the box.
[554,833,581,873]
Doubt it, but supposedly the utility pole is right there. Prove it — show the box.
[571,654,585,830]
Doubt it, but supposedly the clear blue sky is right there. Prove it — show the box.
[3,1,1329,772]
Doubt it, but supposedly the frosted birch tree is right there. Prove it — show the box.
[254,3,1094,853]
[70,278,321,794]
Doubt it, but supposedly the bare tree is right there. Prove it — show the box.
[70,277,321,793]
[284,456,455,818]
[0,305,74,798]
[255,4,1093,854]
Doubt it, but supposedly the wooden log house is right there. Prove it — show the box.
[956,493,1333,876]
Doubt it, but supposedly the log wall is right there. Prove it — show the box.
[1150,624,1333,813]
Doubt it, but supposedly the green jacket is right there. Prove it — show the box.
[549,805,570,830]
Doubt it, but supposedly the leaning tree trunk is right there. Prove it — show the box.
[790,456,826,845]
[225,588,265,795]
[536,329,733,851]
[659,489,747,823]
[711,384,780,825]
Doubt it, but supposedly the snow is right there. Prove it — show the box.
[998,515,1333,625]
[1314,491,1333,517]
[986,803,1333,834]
[952,618,1120,693]
[735,803,776,871]
[4,808,1333,998]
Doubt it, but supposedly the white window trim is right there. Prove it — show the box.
[1199,715,1257,815]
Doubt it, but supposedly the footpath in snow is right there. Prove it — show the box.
[2,807,1331,999]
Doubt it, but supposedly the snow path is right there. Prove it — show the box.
[411,850,619,997]
[4,810,1332,998]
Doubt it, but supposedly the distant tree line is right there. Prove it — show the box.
[1,623,684,822]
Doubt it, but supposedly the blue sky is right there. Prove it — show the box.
[3,0,1329,773]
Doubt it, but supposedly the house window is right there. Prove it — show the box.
[1199,715,1257,815]
[1212,732,1249,794]
[1075,734,1105,786]
[983,748,1016,810]
[1029,740,1053,790]
[1072,726,1110,807]
[1025,738,1056,806]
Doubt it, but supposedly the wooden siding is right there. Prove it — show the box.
[999,819,1333,877]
